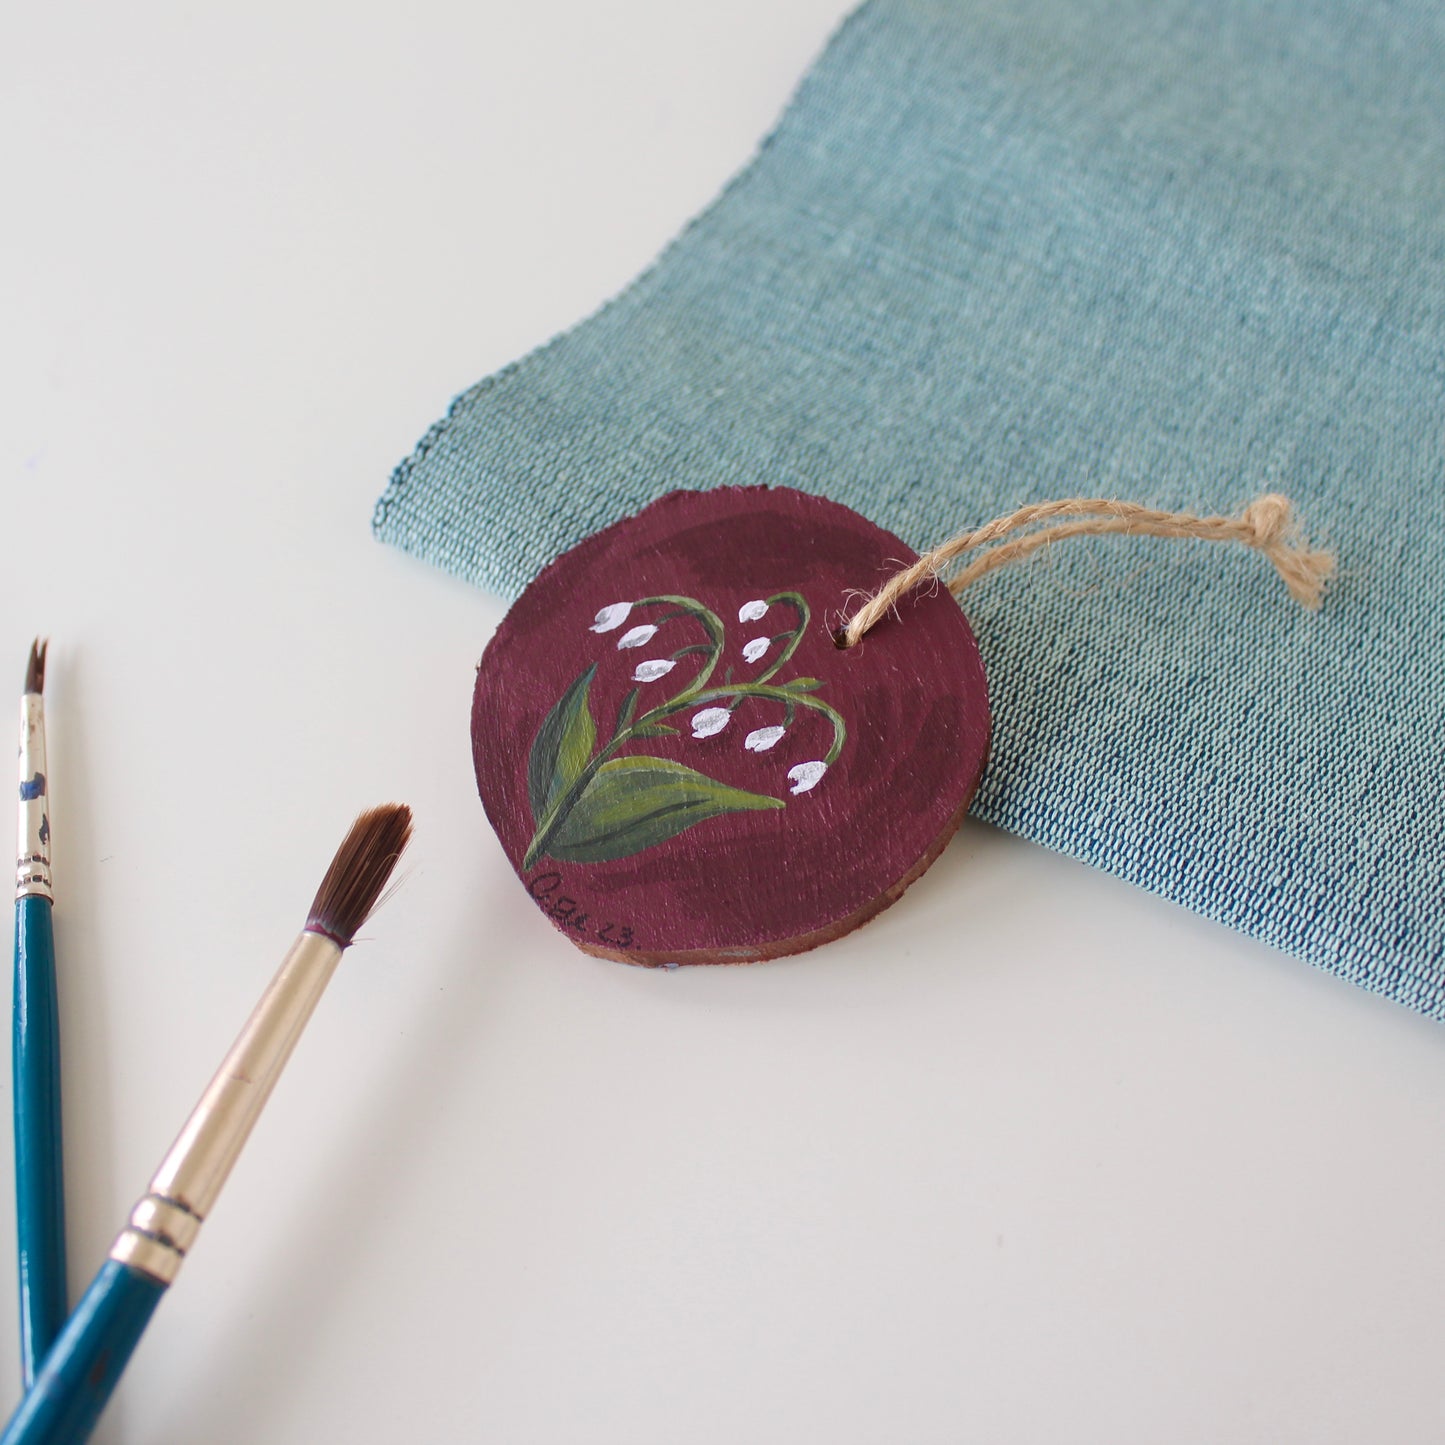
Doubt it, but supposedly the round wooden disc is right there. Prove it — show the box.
[472,486,991,965]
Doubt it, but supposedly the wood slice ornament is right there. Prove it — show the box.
[472,486,991,965]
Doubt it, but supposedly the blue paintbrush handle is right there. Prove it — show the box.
[13,894,67,1388]
[0,1260,166,1445]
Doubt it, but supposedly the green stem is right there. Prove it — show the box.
[749,593,810,685]
[685,683,847,764]
[634,594,725,695]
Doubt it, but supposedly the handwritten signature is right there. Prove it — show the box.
[527,871,635,949]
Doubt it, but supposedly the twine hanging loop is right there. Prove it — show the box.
[840,493,1334,647]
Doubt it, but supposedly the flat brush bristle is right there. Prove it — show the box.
[306,804,413,947]
[24,638,47,695]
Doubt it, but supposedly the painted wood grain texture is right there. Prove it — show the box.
[472,487,991,965]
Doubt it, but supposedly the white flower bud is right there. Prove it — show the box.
[617,624,659,649]
[590,602,632,633]
[745,725,785,753]
[633,659,677,683]
[691,707,731,738]
[742,636,770,664]
[787,761,828,794]
[738,599,769,623]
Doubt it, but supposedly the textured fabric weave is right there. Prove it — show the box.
[375,0,1445,1015]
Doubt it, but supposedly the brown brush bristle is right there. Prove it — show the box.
[305,804,413,947]
[24,639,47,695]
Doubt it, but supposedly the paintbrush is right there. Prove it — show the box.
[0,803,412,1445]
[13,640,67,1388]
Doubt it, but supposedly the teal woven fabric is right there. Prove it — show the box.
[375,0,1445,1014]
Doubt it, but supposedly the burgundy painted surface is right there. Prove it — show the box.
[472,486,991,965]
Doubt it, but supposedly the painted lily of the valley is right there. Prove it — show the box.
[523,592,846,868]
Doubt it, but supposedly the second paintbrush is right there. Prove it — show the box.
[13,640,67,1389]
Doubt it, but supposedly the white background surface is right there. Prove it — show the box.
[4,4,1445,1441]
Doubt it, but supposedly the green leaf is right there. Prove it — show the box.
[632,722,679,737]
[547,755,784,864]
[782,676,825,693]
[613,688,640,736]
[527,664,597,822]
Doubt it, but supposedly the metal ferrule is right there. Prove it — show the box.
[16,693,52,902]
[109,1197,198,1286]
[108,929,344,1284]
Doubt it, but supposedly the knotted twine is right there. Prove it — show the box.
[841,495,1334,646]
